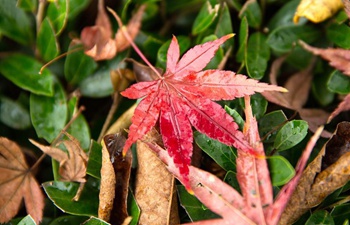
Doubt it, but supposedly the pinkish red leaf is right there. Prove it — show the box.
[328,94,350,123]
[121,34,286,189]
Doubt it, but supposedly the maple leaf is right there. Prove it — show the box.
[120,34,286,189]
[30,132,88,183]
[0,137,45,224]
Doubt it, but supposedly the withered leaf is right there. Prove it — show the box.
[343,0,350,18]
[30,133,88,183]
[280,122,350,224]
[135,129,179,225]
[0,137,45,224]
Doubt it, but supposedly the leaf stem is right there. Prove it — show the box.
[107,7,163,79]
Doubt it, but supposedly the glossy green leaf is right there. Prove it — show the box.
[328,70,350,94]
[177,185,219,221]
[224,105,244,130]
[86,140,102,179]
[138,33,163,62]
[128,190,140,225]
[0,96,31,130]
[18,0,37,12]
[331,203,350,225]
[214,3,233,51]
[239,0,262,29]
[50,215,88,225]
[30,81,67,143]
[192,1,219,35]
[267,25,320,54]
[202,35,224,69]
[306,210,334,225]
[258,110,287,143]
[267,0,305,30]
[83,217,110,225]
[286,45,313,69]
[68,0,91,20]
[43,178,99,216]
[327,23,350,49]
[46,0,68,35]
[194,132,236,171]
[0,54,54,96]
[79,68,114,98]
[0,0,34,45]
[37,18,60,62]
[64,45,97,85]
[249,93,267,118]
[66,97,90,150]
[268,155,295,186]
[274,120,308,151]
[236,17,248,63]
[17,215,36,225]
[312,73,334,106]
[156,36,191,70]
[223,170,241,193]
[245,32,270,79]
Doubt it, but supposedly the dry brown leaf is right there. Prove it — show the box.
[343,0,350,18]
[30,133,88,183]
[293,0,343,23]
[0,137,45,224]
[135,129,179,225]
[106,103,137,135]
[280,121,350,224]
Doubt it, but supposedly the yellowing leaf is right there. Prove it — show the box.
[0,137,45,224]
[294,0,343,23]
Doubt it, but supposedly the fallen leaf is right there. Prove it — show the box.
[300,41,350,76]
[328,94,350,123]
[293,0,343,23]
[0,137,45,224]
[121,34,286,189]
[280,122,350,224]
[135,129,179,225]
[343,0,350,18]
[30,132,88,182]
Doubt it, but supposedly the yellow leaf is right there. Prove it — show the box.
[294,0,343,23]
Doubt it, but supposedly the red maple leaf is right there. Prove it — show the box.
[120,34,286,189]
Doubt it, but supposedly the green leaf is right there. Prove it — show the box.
[202,35,224,69]
[328,70,350,94]
[245,32,270,79]
[214,3,233,51]
[286,45,313,69]
[128,190,140,225]
[86,140,102,179]
[331,203,350,225]
[327,23,350,49]
[239,0,262,29]
[17,215,36,225]
[268,155,295,186]
[236,17,248,63]
[0,0,34,45]
[64,45,97,85]
[306,210,334,225]
[312,73,334,106]
[50,215,89,225]
[224,105,244,130]
[66,97,90,150]
[0,54,54,96]
[156,36,191,70]
[47,0,68,35]
[83,217,110,225]
[177,185,219,221]
[79,68,114,98]
[192,1,219,35]
[249,93,267,118]
[0,96,31,130]
[18,0,37,12]
[138,33,163,62]
[30,81,67,143]
[194,132,236,171]
[43,178,99,217]
[68,0,91,20]
[37,18,60,62]
[258,110,287,143]
[274,120,308,151]
[267,25,320,54]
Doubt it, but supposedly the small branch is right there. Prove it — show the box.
[36,0,46,34]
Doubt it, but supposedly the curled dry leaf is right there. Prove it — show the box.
[135,129,179,225]
[293,0,343,23]
[280,122,350,224]
[30,132,88,183]
[0,137,44,224]
[80,0,145,61]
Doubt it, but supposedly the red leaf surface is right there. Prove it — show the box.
[121,34,286,189]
